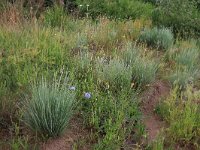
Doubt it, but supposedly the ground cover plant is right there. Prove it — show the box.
[0,1,200,150]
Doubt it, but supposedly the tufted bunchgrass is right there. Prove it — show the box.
[122,44,159,88]
[23,73,76,137]
[167,47,199,89]
[174,48,199,70]
[96,58,132,90]
[131,56,158,88]
[122,42,159,87]
[122,42,140,65]
[168,67,199,90]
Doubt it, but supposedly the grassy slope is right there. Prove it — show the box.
[0,5,200,150]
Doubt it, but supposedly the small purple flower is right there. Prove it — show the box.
[69,86,76,91]
[84,92,91,99]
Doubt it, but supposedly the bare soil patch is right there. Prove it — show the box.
[40,116,92,150]
[141,81,170,143]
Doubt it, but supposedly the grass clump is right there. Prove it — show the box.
[122,44,158,88]
[122,42,140,65]
[139,27,174,50]
[43,5,69,28]
[168,68,198,90]
[24,72,76,137]
[167,47,199,89]
[131,57,158,88]
[174,48,199,70]
[96,58,132,91]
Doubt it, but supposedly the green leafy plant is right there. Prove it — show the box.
[0,58,18,93]
[139,27,174,50]
[24,72,76,137]
[84,90,140,149]
[157,86,200,147]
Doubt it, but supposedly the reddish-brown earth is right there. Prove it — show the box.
[141,81,170,143]
[41,116,92,150]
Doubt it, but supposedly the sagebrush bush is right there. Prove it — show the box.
[139,27,174,50]
[167,47,199,88]
[76,51,92,71]
[24,73,76,137]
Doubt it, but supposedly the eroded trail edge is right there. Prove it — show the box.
[141,81,170,143]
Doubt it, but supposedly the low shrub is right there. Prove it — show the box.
[23,72,76,137]
[122,44,158,88]
[131,57,158,88]
[139,27,174,50]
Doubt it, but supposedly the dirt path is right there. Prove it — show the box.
[41,116,92,150]
[141,81,170,143]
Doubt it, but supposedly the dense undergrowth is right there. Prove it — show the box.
[0,1,200,150]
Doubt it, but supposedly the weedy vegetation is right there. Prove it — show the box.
[0,0,200,149]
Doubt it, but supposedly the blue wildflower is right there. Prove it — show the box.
[84,92,91,99]
[69,86,76,91]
